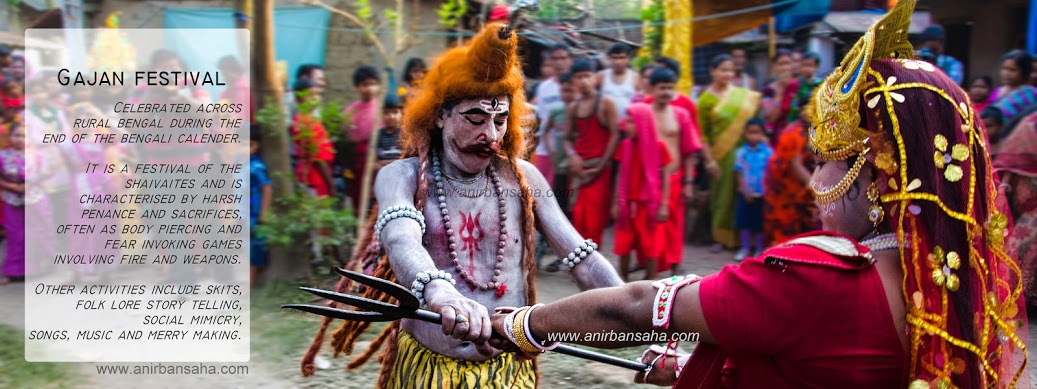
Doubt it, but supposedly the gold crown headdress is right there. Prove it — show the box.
[809,0,915,161]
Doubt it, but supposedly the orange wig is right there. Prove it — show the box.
[401,22,529,161]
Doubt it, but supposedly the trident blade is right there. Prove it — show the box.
[299,287,401,314]
[334,268,420,310]
[281,304,399,322]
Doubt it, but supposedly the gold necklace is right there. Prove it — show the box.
[812,148,870,204]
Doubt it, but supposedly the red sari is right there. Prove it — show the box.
[292,113,335,197]
[676,232,907,388]
[763,121,817,245]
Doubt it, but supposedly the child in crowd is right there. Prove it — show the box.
[969,75,994,114]
[342,65,382,210]
[249,125,272,286]
[2,80,23,122]
[545,72,577,216]
[292,79,335,198]
[733,119,773,261]
[373,94,404,172]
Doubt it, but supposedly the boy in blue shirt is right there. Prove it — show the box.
[249,125,272,285]
[734,118,773,261]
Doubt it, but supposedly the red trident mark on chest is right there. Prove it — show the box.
[458,211,484,273]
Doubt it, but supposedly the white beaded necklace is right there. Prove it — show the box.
[860,232,904,252]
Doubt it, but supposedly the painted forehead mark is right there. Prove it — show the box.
[478,98,509,121]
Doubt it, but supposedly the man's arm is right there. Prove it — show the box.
[599,97,622,165]
[492,280,715,349]
[658,164,673,222]
[563,103,582,175]
[791,152,811,185]
[375,160,493,349]
[948,57,965,86]
[517,160,623,290]
[260,184,272,223]
[543,115,555,158]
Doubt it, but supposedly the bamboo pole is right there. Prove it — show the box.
[768,16,776,60]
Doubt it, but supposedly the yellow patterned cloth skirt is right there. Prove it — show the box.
[386,331,536,389]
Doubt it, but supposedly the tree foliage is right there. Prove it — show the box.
[633,0,664,69]
[437,0,467,28]
[252,93,355,252]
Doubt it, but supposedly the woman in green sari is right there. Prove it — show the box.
[698,54,762,249]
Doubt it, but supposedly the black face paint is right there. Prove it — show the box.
[461,108,487,125]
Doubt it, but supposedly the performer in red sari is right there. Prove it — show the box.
[489,2,1029,387]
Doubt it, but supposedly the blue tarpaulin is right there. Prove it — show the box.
[164,7,330,89]
[1028,0,1036,54]
[774,0,831,33]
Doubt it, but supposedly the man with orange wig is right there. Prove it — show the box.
[300,20,623,388]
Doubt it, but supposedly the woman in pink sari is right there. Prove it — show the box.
[995,112,1037,307]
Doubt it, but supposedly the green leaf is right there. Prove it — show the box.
[255,191,357,248]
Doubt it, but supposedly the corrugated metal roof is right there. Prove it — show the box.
[20,0,51,12]
[721,28,795,44]
[817,10,931,34]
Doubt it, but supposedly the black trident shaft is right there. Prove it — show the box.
[283,268,649,372]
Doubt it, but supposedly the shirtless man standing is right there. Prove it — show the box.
[618,67,702,279]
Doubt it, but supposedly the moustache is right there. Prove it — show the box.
[459,141,503,155]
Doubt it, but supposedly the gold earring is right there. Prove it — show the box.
[867,182,884,226]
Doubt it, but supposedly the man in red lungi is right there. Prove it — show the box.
[630,67,703,276]
[562,58,620,250]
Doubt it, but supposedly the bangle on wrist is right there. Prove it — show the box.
[524,304,558,351]
[562,239,598,270]
[411,270,455,308]
[511,306,542,353]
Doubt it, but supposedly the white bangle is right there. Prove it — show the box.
[523,304,558,351]
[562,239,598,270]
[374,205,426,240]
[502,309,519,346]
[411,269,455,308]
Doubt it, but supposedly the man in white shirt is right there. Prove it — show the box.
[533,44,571,270]
[596,43,638,121]
[532,44,571,181]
